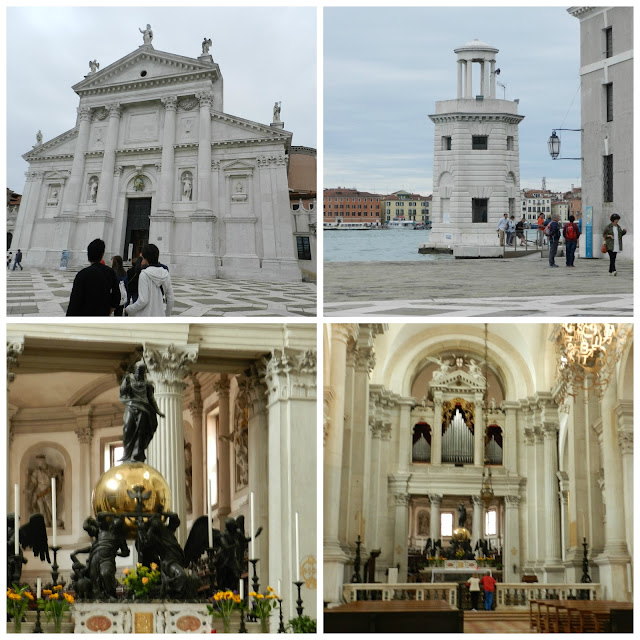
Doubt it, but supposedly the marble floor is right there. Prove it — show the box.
[7,267,317,317]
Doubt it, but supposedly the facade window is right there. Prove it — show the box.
[605,83,613,122]
[506,136,514,151]
[441,512,453,538]
[472,198,488,223]
[472,135,488,150]
[603,154,613,202]
[604,26,613,58]
[442,136,452,150]
[509,198,515,216]
[106,442,124,471]
[485,510,497,536]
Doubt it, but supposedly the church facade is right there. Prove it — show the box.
[8,322,317,624]
[12,29,303,282]
[324,323,633,606]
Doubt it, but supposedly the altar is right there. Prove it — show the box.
[420,561,493,584]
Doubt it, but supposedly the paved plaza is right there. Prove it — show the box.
[325,254,633,317]
[7,268,316,317]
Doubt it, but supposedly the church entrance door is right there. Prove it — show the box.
[124,198,151,261]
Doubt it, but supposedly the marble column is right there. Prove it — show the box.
[145,343,199,545]
[391,489,410,582]
[504,495,521,583]
[338,344,356,544]
[157,96,178,215]
[465,59,473,98]
[196,92,213,215]
[542,422,563,578]
[533,426,545,569]
[473,392,484,466]
[214,375,231,521]
[61,106,92,217]
[324,325,352,603]
[616,403,633,559]
[369,422,383,549]
[503,402,518,473]
[480,61,485,96]
[432,392,443,464]
[457,60,463,99]
[72,406,94,516]
[95,103,122,216]
[429,494,442,548]
[397,401,413,472]
[558,484,569,563]
[7,339,24,505]
[471,495,484,552]
[490,60,496,98]
[188,376,204,517]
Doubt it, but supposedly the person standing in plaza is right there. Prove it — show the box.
[547,214,561,268]
[66,239,120,316]
[497,214,508,246]
[562,215,580,267]
[507,216,516,246]
[12,248,23,270]
[124,244,174,317]
[603,213,626,276]
[515,216,527,246]
[480,572,497,610]
[537,213,545,246]
[466,573,481,611]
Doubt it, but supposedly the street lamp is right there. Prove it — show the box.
[547,128,583,160]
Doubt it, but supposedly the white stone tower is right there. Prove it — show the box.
[423,39,524,255]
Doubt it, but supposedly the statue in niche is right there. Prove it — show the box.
[417,511,429,535]
[458,503,467,528]
[273,101,281,122]
[133,175,145,192]
[139,24,153,46]
[235,433,248,489]
[36,130,43,146]
[89,59,100,73]
[89,177,98,202]
[50,187,59,203]
[27,455,64,528]
[184,441,192,513]
[202,37,212,55]
[119,361,165,463]
[181,172,193,201]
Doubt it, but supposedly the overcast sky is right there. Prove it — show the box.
[325,6,583,195]
[6,6,316,192]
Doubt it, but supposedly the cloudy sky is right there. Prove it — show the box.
[325,6,583,195]
[6,6,316,192]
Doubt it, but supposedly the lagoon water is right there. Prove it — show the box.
[324,229,450,262]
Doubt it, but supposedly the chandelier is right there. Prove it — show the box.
[480,463,494,508]
[556,323,628,397]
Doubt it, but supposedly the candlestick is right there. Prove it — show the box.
[207,478,213,548]
[249,558,260,595]
[50,545,61,586]
[37,578,42,598]
[277,598,286,633]
[14,484,20,555]
[295,512,300,582]
[51,477,57,548]
[250,492,255,559]
[293,580,304,618]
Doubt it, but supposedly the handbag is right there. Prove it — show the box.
[601,243,608,254]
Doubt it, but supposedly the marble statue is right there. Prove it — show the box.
[273,101,281,122]
[458,503,467,528]
[139,24,153,46]
[202,37,212,55]
[467,359,482,377]
[36,130,43,145]
[28,455,63,527]
[181,173,193,201]
[119,362,165,463]
[89,178,98,202]
[427,355,452,380]
[89,59,100,73]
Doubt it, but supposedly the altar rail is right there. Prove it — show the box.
[343,583,459,609]
[496,583,602,609]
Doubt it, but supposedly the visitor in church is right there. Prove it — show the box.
[110,255,128,317]
[66,238,120,316]
[480,572,497,610]
[124,244,174,317]
[466,573,481,611]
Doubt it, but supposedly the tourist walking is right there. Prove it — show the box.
[515,216,527,246]
[507,216,516,246]
[111,255,128,317]
[603,213,627,276]
[124,244,174,317]
[497,214,508,246]
[480,572,497,610]
[12,249,23,271]
[67,239,120,316]
[562,215,580,267]
[547,214,561,268]
[466,574,481,611]
[537,213,545,246]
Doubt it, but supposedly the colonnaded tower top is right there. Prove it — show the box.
[423,39,525,256]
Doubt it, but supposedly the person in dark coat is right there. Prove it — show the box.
[126,256,143,305]
[66,239,120,316]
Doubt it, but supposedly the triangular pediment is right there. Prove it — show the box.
[73,46,219,94]
[223,160,256,172]
[210,112,291,144]
[430,368,485,392]
[23,128,78,161]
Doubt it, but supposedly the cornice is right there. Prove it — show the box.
[429,113,525,125]
[22,127,78,161]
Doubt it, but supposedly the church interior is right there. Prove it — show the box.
[7,322,317,633]
[324,323,633,633]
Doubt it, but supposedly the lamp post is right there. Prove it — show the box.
[547,129,583,160]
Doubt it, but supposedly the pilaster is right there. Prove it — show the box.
[429,494,443,546]
[213,376,231,520]
[95,102,122,216]
[188,376,204,517]
[503,494,521,583]
[72,406,94,517]
[157,96,178,215]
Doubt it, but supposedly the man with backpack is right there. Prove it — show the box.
[562,215,581,267]
[546,214,561,268]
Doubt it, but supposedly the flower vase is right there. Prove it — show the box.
[13,618,22,634]
[222,617,231,634]
[260,617,269,633]
[53,616,63,634]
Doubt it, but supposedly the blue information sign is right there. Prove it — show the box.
[585,206,593,258]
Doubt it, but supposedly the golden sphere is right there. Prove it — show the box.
[92,461,171,539]
[452,527,471,542]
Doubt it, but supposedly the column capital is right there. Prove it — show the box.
[504,494,521,507]
[617,428,633,456]
[212,374,231,398]
[393,493,410,506]
[542,423,559,438]
[143,343,199,388]
[107,102,122,118]
[260,348,317,403]
[75,426,94,444]
[354,345,376,373]
[471,495,484,507]
[78,106,92,121]
[7,339,24,388]
[523,427,535,445]
[197,92,214,108]
[161,95,179,111]
[428,494,443,507]
[331,323,358,346]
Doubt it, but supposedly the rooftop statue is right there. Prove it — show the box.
[202,37,212,55]
[89,59,100,73]
[119,362,165,463]
[273,101,282,122]
[139,24,153,46]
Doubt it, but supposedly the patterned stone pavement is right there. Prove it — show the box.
[7,268,317,317]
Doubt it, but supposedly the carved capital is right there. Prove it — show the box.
[75,426,94,445]
[213,375,231,398]
[393,493,410,506]
[471,495,484,507]
[504,494,521,507]
[197,92,214,109]
[354,346,376,373]
[144,343,199,388]
[618,428,633,455]
[161,96,178,111]
[78,106,92,121]
[108,103,122,118]
[260,348,317,403]
[428,494,443,507]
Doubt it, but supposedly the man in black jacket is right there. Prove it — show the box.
[66,239,120,315]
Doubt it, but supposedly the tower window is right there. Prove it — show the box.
[442,136,452,151]
[506,136,514,151]
[605,83,613,122]
[603,155,613,202]
[472,198,488,223]
[604,27,613,58]
[472,135,488,150]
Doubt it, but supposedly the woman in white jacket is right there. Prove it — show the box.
[125,244,174,317]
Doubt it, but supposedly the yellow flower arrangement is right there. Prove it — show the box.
[207,589,244,633]
[249,589,279,632]
[38,584,74,633]
[7,584,35,633]
[120,564,161,599]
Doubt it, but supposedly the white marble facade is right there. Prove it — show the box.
[12,32,302,281]
[425,40,524,251]
[323,323,633,606]
[8,323,317,625]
